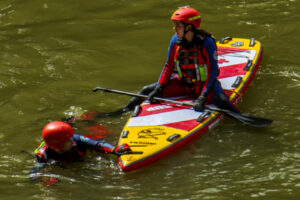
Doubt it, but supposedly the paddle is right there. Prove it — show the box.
[93,86,273,127]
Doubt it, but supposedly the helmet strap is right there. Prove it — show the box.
[183,23,195,40]
[176,23,194,48]
[183,23,191,36]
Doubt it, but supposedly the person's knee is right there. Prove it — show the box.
[139,83,156,95]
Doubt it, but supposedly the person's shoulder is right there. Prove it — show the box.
[72,133,82,142]
[73,134,92,143]
[170,34,178,44]
[203,35,215,47]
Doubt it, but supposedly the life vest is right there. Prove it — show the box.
[174,30,217,86]
[34,141,86,163]
[174,44,208,85]
[34,141,48,162]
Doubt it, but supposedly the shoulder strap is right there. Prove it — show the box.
[34,141,45,154]
[34,141,48,161]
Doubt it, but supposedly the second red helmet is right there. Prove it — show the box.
[42,121,74,151]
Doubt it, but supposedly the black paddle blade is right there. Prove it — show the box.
[226,111,273,127]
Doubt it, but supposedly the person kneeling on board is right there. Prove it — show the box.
[123,6,239,114]
[30,121,131,184]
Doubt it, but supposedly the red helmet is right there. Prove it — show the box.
[42,121,74,151]
[171,7,201,29]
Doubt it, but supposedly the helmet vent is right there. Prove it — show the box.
[178,5,190,9]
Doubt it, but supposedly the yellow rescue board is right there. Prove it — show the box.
[118,37,263,172]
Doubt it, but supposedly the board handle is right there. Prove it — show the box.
[167,134,181,142]
[219,36,232,44]
[249,38,255,47]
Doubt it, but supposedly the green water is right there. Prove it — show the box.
[0,0,299,199]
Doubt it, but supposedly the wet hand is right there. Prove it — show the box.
[113,143,131,156]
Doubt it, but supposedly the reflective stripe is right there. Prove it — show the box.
[199,64,207,81]
[193,45,201,82]
[188,15,201,21]
[34,141,45,154]
[194,63,201,81]
[174,46,183,78]
[175,60,183,78]
[34,141,47,160]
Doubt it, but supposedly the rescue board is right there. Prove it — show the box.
[118,37,263,172]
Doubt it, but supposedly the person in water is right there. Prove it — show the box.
[31,121,131,184]
[123,6,239,113]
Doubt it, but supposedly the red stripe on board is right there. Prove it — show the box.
[217,46,250,56]
[137,104,181,117]
[224,90,234,98]
[218,58,230,64]
[218,63,247,79]
[163,119,200,131]
[137,101,193,117]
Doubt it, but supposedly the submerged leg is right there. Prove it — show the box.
[122,83,157,111]
[80,83,157,119]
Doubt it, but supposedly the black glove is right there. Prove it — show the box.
[148,84,164,104]
[113,143,131,156]
[194,95,206,112]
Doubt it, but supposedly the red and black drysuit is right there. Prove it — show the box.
[125,31,239,113]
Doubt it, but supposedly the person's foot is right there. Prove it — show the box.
[93,108,128,118]
[61,116,76,126]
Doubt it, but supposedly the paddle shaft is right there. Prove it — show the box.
[93,86,194,106]
[93,86,273,127]
[93,86,234,112]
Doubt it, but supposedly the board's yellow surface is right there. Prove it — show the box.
[119,38,262,168]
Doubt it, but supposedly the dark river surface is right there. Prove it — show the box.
[0,0,299,199]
